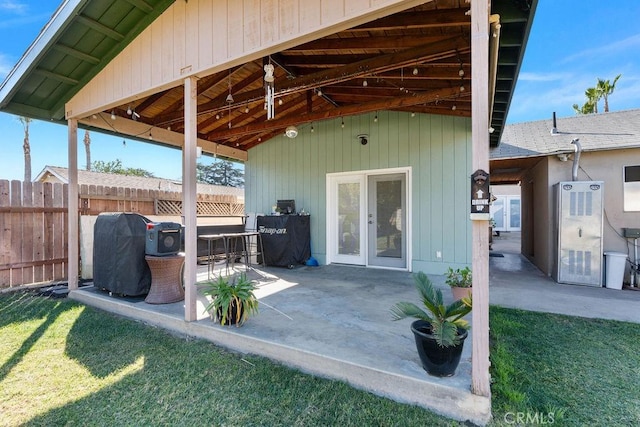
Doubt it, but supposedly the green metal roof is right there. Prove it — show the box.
[0,0,175,121]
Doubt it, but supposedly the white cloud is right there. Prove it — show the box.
[562,33,640,64]
[0,0,27,14]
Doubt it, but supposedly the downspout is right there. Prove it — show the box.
[571,138,581,181]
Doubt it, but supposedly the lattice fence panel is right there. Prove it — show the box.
[155,199,244,216]
[155,200,183,216]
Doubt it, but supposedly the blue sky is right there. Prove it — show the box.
[1,0,639,182]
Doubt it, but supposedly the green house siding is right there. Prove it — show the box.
[245,111,472,275]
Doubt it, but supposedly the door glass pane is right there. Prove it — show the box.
[509,199,521,228]
[338,182,360,255]
[376,179,402,258]
[491,198,505,228]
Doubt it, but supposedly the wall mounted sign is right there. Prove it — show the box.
[470,169,490,220]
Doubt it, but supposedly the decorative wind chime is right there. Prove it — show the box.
[264,63,275,120]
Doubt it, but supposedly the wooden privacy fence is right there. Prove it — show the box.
[1,179,244,289]
[0,180,68,289]
[78,184,244,216]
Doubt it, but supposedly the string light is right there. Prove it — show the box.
[317,88,322,97]
[411,112,416,117]
[341,118,345,128]
[111,110,116,120]
[362,79,368,87]
[310,125,315,133]
[278,98,283,106]
[412,67,419,76]
[245,106,249,113]
[374,114,378,123]
[452,105,457,111]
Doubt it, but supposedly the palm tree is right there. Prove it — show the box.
[84,130,91,170]
[572,86,602,115]
[18,116,32,182]
[585,87,599,113]
[596,74,621,113]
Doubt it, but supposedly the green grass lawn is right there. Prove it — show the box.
[0,291,457,427]
[1,291,638,426]
[490,306,640,426]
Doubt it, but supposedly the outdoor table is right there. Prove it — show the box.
[199,232,264,278]
[198,234,227,279]
[144,254,185,304]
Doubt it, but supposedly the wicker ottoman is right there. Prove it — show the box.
[145,254,185,304]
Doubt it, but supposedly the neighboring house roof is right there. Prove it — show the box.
[492,109,640,159]
[35,165,244,200]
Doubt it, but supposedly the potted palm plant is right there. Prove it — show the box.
[202,273,258,326]
[445,266,472,301]
[391,271,472,377]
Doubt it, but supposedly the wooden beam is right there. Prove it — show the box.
[154,36,470,127]
[33,69,79,86]
[285,35,457,52]
[124,0,154,13]
[210,87,466,139]
[75,15,125,41]
[78,113,247,161]
[350,9,470,31]
[471,0,491,399]
[52,44,100,65]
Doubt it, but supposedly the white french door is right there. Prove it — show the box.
[327,168,410,269]
[329,175,366,265]
[490,195,521,231]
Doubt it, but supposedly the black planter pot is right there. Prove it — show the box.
[216,300,244,325]
[410,320,468,377]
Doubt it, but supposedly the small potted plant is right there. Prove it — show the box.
[202,273,258,326]
[391,272,472,377]
[445,266,472,301]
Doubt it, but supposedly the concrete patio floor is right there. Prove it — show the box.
[68,232,640,425]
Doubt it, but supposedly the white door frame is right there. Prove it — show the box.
[326,167,412,270]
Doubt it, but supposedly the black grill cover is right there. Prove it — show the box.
[93,213,151,296]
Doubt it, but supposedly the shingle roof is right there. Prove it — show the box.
[491,109,640,159]
[35,166,244,200]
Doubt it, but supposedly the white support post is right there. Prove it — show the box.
[471,0,491,397]
[67,118,79,290]
[183,76,198,321]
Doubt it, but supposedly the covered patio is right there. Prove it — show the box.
[70,263,488,424]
